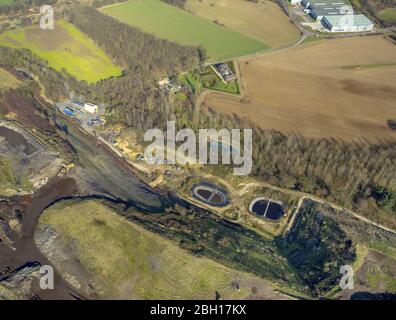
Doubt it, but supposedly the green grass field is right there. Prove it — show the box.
[0,0,14,6]
[101,0,269,61]
[378,8,396,25]
[38,199,283,299]
[0,20,122,83]
[0,68,19,89]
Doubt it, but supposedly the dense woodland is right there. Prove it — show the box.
[0,5,395,228]
[0,0,57,14]
[352,0,396,27]
[160,0,187,8]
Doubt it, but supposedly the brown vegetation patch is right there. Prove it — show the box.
[24,26,75,51]
[1,89,54,133]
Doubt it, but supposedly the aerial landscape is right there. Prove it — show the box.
[0,0,396,308]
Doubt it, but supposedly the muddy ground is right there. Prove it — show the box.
[0,177,85,299]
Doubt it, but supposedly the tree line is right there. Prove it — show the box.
[0,0,57,14]
[159,0,187,8]
[66,6,205,77]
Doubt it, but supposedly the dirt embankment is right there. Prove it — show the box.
[0,178,86,300]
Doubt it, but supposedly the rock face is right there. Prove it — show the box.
[0,262,41,300]
[0,121,64,197]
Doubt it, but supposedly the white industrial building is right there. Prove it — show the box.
[84,102,99,114]
[322,14,374,32]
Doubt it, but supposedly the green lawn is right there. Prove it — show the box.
[180,72,201,93]
[201,65,240,94]
[0,20,122,83]
[101,0,269,61]
[0,0,14,6]
[378,8,396,25]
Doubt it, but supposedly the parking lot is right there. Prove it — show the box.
[55,100,106,131]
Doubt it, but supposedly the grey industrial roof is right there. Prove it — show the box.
[324,14,374,27]
[309,0,346,4]
[311,4,351,17]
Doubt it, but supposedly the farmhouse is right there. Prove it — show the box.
[322,14,374,32]
[212,63,237,83]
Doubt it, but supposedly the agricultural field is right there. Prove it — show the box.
[202,36,396,141]
[0,68,19,89]
[0,20,122,83]
[36,199,288,300]
[186,0,300,47]
[100,0,269,61]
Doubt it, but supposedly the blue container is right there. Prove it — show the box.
[64,107,75,117]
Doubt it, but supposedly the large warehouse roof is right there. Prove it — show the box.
[309,0,346,5]
[324,14,374,27]
[311,4,352,17]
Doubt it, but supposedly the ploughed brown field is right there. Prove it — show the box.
[202,36,396,141]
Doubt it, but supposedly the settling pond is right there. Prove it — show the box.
[249,198,285,221]
[191,182,230,207]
